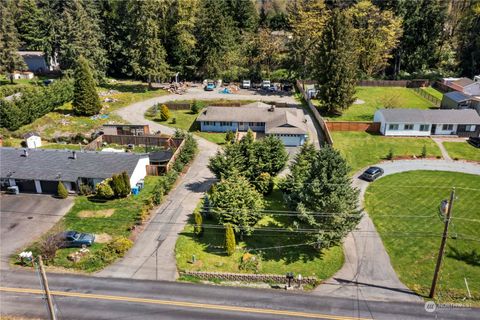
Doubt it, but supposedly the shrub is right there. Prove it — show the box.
[152,183,164,205]
[193,210,203,236]
[386,148,394,160]
[421,145,427,158]
[171,117,177,124]
[79,184,93,196]
[239,252,261,273]
[57,182,68,199]
[225,130,235,144]
[190,100,200,114]
[96,179,114,199]
[121,171,131,196]
[40,235,61,265]
[225,224,236,256]
[109,237,133,256]
[109,174,124,198]
[160,104,170,121]
[255,172,274,194]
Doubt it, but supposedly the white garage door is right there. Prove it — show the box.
[280,135,302,146]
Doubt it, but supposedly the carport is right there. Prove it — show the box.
[40,180,58,194]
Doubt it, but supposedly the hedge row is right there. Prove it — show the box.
[0,84,30,99]
[0,79,74,131]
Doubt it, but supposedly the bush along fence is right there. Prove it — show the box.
[412,88,441,107]
[180,271,318,286]
[296,80,333,145]
[0,78,74,131]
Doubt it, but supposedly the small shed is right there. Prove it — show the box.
[441,91,473,110]
[24,132,41,148]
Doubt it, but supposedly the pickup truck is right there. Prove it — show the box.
[261,80,271,90]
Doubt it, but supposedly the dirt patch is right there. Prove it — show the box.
[95,233,113,243]
[77,209,115,218]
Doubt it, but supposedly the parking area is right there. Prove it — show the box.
[0,193,73,269]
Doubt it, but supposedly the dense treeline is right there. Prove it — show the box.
[0,0,478,84]
[0,78,74,130]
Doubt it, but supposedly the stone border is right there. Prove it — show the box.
[180,271,318,286]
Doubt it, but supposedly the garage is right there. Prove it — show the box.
[275,134,306,147]
[40,180,58,194]
[14,179,36,193]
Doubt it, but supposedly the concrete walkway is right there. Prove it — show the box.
[432,138,452,161]
[314,159,480,302]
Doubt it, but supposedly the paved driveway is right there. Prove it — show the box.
[315,160,480,302]
[0,194,73,269]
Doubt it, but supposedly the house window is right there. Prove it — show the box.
[203,121,211,126]
[419,124,429,131]
[404,124,414,130]
[388,124,399,130]
[442,124,454,131]
[249,122,255,126]
[220,122,232,126]
[465,125,476,132]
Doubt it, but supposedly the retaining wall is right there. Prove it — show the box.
[180,271,318,285]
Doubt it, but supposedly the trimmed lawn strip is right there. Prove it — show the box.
[421,86,444,100]
[315,87,435,121]
[331,131,442,173]
[443,142,480,162]
[365,171,480,302]
[175,187,344,280]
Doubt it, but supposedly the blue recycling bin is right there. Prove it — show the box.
[131,186,139,196]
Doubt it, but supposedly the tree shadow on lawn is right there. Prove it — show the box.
[447,245,480,266]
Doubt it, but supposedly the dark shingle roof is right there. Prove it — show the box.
[0,147,148,182]
[149,150,173,163]
[444,91,471,102]
[23,132,40,139]
[376,109,480,124]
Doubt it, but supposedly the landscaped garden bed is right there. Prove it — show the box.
[365,171,480,303]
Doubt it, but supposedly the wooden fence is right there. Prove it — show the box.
[326,121,380,132]
[303,79,430,88]
[84,134,183,151]
[433,81,455,94]
[296,80,333,145]
[412,88,441,107]
[164,102,191,110]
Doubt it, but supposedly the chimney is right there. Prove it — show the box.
[72,151,77,159]
[23,149,28,157]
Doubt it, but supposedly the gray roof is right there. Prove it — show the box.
[23,132,40,139]
[149,150,173,163]
[376,109,480,124]
[444,91,472,102]
[0,147,148,182]
[197,102,308,135]
[452,78,475,88]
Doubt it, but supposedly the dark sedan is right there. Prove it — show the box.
[56,231,95,248]
[467,137,480,148]
[360,166,384,181]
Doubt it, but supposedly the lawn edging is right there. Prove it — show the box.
[180,271,318,286]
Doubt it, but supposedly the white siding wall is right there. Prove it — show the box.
[373,111,386,134]
[434,124,458,135]
[383,123,430,136]
[130,157,150,187]
[26,136,42,148]
[200,121,238,132]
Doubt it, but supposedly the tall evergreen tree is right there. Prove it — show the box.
[129,0,170,87]
[457,1,480,77]
[226,0,259,33]
[0,1,27,83]
[72,56,101,116]
[13,0,46,51]
[314,9,357,114]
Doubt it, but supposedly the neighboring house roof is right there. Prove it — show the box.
[197,103,308,135]
[451,78,475,88]
[376,109,480,125]
[23,132,40,139]
[17,51,45,58]
[0,147,148,182]
[149,150,173,163]
[443,91,472,103]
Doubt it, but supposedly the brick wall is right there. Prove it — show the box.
[180,271,318,286]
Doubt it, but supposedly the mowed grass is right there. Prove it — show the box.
[332,131,442,173]
[175,187,344,281]
[443,142,480,162]
[421,86,444,100]
[318,87,435,121]
[365,171,480,302]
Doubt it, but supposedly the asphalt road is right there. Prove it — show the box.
[1,270,476,320]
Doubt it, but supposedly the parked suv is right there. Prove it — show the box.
[56,231,95,248]
[261,80,271,90]
[360,166,384,181]
[242,80,251,89]
[467,137,480,148]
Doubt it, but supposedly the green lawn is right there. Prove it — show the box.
[365,171,480,302]
[8,80,167,141]
[175,187,344,282]
[316,87,435,121]
[146,100,255,145]
[422,86,444,100]
[332,131,442,173]
[443,142,480,162]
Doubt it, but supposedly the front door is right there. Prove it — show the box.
[431,124,436,135]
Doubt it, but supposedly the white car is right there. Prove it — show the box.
[262,80,271,90]
[242,80,251,89]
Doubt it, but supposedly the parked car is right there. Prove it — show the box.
[242,80,251,89]
[467,137,480,148]
[204,81,215,91]
[268,84,277,92]
[360,166,384,181]
[56,231,95,248]
[261,80,271,90]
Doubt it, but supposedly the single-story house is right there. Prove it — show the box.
[447,77,480,96]
[23,132,41,148]
[0,148,149,194]
[440,91,480,115]
[373,109,480,137]
[6,71,34,80]
[196,102,308,146]
[102,124,150,136]
[17,51,59,73]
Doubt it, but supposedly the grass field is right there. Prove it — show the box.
[365,171,480,302]
[443,142,480,162]
[8,80,167,141]
[421,86,444,100]
[331,131,442,173]
[316,87,435,121]
[175,187,344,282]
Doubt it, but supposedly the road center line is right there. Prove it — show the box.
[0,286,371,320]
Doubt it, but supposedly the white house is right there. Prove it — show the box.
[374,109,480,137]
[196,102,308,146]
[24,132,42,148]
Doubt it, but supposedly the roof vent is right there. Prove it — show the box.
[71,151,77,159]
[22,149,28,157]
[268,105,276,112]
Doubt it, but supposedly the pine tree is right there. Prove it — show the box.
[57,182,68,199]
[224,223,236,256]
[193,209,203,236]
[13,0,46,51]
[73,56,101,116]
[0,2,27,84]
[314,9,357,114]
[160,104,170,121]
[190,100,200,114]
[121,171,131,196]
[457,1,480,77]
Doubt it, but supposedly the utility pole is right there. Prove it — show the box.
[429,188,455,299]
[38,256,57,320]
